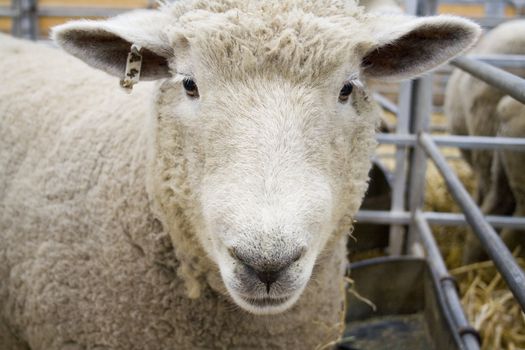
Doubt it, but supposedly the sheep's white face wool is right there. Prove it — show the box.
[52,0,480,314]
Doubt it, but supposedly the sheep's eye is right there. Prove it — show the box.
[338,83,353,102]
[183,78,199,98]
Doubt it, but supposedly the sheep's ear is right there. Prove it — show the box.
[52,10,173,80]
[361,15,481,81]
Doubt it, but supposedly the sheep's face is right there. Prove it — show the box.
[53,1,480,315]
[147,11,388,314]
[154,66,379,314]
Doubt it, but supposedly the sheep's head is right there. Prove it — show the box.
[53,0,480,315]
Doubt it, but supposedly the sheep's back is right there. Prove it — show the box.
[0,34,165,349]
[0,33,153,196]
[0,34,154,245]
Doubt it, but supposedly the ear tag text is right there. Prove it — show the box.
[120,44,142,92]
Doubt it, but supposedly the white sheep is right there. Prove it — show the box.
[445,20,525,263]
[495,96,525,257]
[0,1,479,348]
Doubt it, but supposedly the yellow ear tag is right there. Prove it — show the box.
[120,44,142,92]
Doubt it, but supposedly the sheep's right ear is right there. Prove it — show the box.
[360,15,481,81]
[52,9,173,80]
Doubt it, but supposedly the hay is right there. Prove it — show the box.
[450,252,525,350]
[425,156,473,268]
[345,276,377,312]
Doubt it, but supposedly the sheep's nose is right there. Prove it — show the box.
[251,268,281,293]
[230,247,304,293]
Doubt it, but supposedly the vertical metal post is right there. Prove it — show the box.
[484,0,506,17]
[415,212,481,350]
[11,0,20,37]
[147,0,156,9]
[406,76,432,255]
[388,81,412,255]
[405,0,437,255]
[387,0,417,255]
[12,0,37,40]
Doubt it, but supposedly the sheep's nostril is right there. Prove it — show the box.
[241,263,283,294]
[254,269,280,294]
[229,246,305,293]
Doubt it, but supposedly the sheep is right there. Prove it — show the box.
[495,96,525,257]
[445,20,525,263]
[0,1,480,349]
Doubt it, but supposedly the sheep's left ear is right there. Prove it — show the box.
[361,15,481,81]
[52,9,173,80]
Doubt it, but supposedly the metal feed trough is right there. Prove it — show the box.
[1,0,524,349]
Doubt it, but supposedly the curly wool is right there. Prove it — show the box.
[161,0,366,82]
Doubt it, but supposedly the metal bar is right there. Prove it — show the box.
[467,54,525,68]
[376,133,525,150]
[147,0,157,8]
[13,0,37,40]
[356,210,525,229]
[0,7,18,17]
[373,93,399,115]
[37,7,128,17]
[28,0,37,40]
[432,134,525,150]
[388,81,412,255]
[356,210,411,225]
[414,212,481,350]
[420,132,525,311]
[377,133,415,146]
[11,0,21,37]
[386,0,419,256]
[407,75,432,254]
[451,56,525,104]
[425,212,525,228]
[484,0,506,17]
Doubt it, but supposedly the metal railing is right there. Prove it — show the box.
[420,133,525,307]
[358,0,525,348]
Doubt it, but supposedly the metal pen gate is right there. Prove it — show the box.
[355,1,525,349]
[1,0,525,349]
